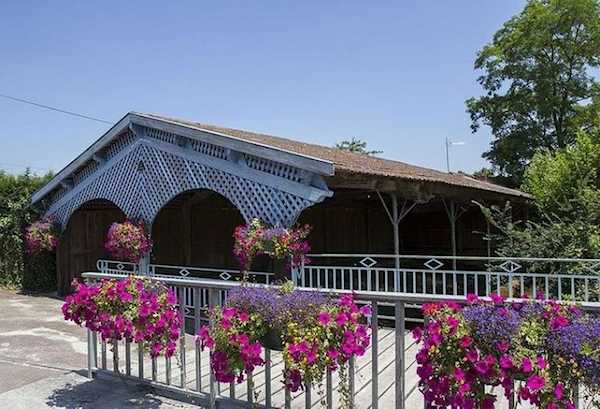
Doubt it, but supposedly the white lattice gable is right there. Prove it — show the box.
[34,114,333,229]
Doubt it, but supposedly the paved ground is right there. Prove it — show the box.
[0,289,199,408]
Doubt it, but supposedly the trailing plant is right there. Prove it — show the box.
[414,294,599,408]
[232,218,311,272]
[104,220,153,263]
[196,283,371,401]
[62,277,181,358]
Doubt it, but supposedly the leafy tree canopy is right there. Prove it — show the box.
[482,129,600,259]
[466,0,600,186]
[335,138,382,156]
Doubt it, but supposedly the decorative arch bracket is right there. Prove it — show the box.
[33,113,334,230]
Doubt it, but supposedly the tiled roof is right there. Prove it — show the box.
[139,113,529,199]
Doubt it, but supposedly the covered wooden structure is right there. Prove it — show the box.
[31,112,529,294]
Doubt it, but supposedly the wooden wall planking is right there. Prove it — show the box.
[56,200,125,294]
[56,189,496,294]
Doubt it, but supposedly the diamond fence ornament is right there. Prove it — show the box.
[359,257,378,268]
[499,260,522,273]
[219,272,232,281]
[179,269,190,277]
[424,258,444,271]
[585,261,600,274]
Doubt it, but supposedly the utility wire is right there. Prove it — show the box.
[0,93,113,125]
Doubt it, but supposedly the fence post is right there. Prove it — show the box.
[395,301,405,409]
[87,329,94,378]
[371,300,379,409]
[208,288,219,409]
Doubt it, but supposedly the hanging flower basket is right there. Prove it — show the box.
[233,219,311,278]
[413,293,599,408]
[259,328,284,351]
[104,220,152,263]
[62,277,182,358]
[196,282,371,393]
[24,217,59,255]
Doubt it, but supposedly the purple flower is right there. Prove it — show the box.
[227,286,327,331]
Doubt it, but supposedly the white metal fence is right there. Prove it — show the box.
[81,271,600,409]
[301,254,600,302]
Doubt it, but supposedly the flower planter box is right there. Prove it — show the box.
[259,328,284,351]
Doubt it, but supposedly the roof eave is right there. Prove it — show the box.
[31,112,133,204]
[31,112,336,205]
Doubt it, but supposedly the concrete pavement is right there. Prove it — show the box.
[0,289,199,408]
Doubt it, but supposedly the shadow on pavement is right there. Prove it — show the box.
[45,377,164,409]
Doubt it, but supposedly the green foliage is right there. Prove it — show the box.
[523,130,600,219]
[466,0,600,185]
[479,130,600,262]
[335,138,382,155]
[0,169,55,290]
[479,201,600,265]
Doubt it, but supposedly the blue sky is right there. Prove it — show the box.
[0,1,525,175]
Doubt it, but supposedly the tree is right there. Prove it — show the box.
[466,0,600,186]
[335,138,382,155]
[481,129,600,260]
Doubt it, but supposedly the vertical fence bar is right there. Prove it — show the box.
[229,381,236,399]
[87,330,94,378]
[165,355,171,385]
[92,332,98,367]
[151,356,157,382]
[101,341,107,369]
[177,287,187,389]
[209,288,219,409]
[112,340,119,373]
[558,278,563,300]
[193,287,202,392]
[285,360,292,409]
[265,348,272,408]
[573,383,579,409]
[305,383,312,409]
[138,342,144,379]
[508,384,515,409]
[395,301,405,409]
[371,300,379,409]
[125,340,131,376]
[326,368,333,409]
[247,372,254,404]
[349,357,355,409]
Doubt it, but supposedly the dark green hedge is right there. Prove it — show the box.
[0,170,55,291]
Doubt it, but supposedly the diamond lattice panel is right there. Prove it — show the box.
[48,142,314,229]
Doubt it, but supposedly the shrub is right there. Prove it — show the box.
[0,170,54,290]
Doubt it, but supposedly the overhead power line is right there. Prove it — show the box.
[0,93,113,125]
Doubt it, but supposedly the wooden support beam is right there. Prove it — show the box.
[443,199,470,269]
